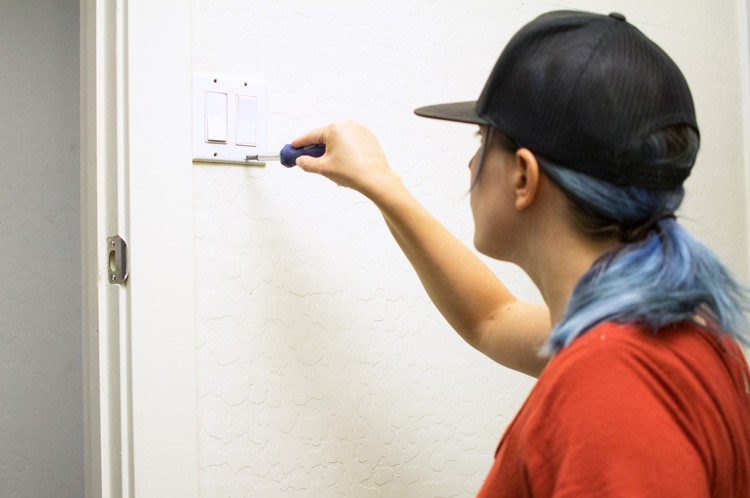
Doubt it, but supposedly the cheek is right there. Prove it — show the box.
[470,180,496,254]
[468,149,485,215]
[473,202,513,259]
[470,160,517,259]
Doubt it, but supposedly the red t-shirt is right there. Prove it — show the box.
[477,322,750,497]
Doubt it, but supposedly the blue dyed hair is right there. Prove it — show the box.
[534,126,750,353]
[479,125,750,354]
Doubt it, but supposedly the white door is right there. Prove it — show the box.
[81,0,197,496]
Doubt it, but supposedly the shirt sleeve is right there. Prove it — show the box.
[523,336,710,497]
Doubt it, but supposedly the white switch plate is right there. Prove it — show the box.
[192,73,267,164]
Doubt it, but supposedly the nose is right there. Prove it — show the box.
[469,147,481,171]
[468,148,482,188]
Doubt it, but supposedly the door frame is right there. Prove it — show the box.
[81,0,197,496]
[742,0,750,279]
[79,0,750,495]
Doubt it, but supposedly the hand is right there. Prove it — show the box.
[291,121,400,201]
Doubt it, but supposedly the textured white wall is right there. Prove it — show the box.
[192,1,748,496]
[0,1,82,497]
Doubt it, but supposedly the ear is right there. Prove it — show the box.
[513,148,541,211]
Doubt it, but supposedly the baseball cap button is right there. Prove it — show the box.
[609,12,626,21]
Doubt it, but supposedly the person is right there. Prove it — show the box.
[291,10,750,497]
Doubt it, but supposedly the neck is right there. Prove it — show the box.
[523,240,611,326]
[514,195,621,327]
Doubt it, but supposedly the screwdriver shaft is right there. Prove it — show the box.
[246,153,279,163]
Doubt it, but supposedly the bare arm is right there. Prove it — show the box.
[293,121,551,377]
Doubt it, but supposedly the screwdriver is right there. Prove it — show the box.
[246,144,326,168]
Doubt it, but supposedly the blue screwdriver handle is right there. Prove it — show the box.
[279,144,326,168]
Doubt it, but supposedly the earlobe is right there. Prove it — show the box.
[514,149,540,211]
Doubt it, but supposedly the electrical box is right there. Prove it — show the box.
[192,73,267,164]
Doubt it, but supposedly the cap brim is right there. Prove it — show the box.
[413,101,487,125]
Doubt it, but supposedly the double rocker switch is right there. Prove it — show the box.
[204,92,258,146]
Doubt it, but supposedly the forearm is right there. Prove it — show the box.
[292,121,550,375]
[372,176,518,350]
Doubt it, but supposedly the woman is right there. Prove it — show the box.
[292,10,750,497]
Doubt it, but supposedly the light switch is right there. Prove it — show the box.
[205,91,228,143]
[193,73,267,164]
[236,96,258,146]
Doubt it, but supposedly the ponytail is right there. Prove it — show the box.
[535,126,750,354]
[544,213,749,353]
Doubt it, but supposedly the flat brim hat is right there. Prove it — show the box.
[415,11,699,189]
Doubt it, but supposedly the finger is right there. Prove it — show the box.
[291,125,329,148]
[295,153,325,173]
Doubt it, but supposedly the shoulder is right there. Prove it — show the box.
[517,322,718,495]
[542,320,727,382]
[521,320,747,462]
[539,322,661,389]
[531,322,671,415]
[535,321,743,409]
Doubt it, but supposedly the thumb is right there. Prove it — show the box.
[295,153,325,174]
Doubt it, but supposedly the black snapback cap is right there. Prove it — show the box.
[415,11,699,189]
